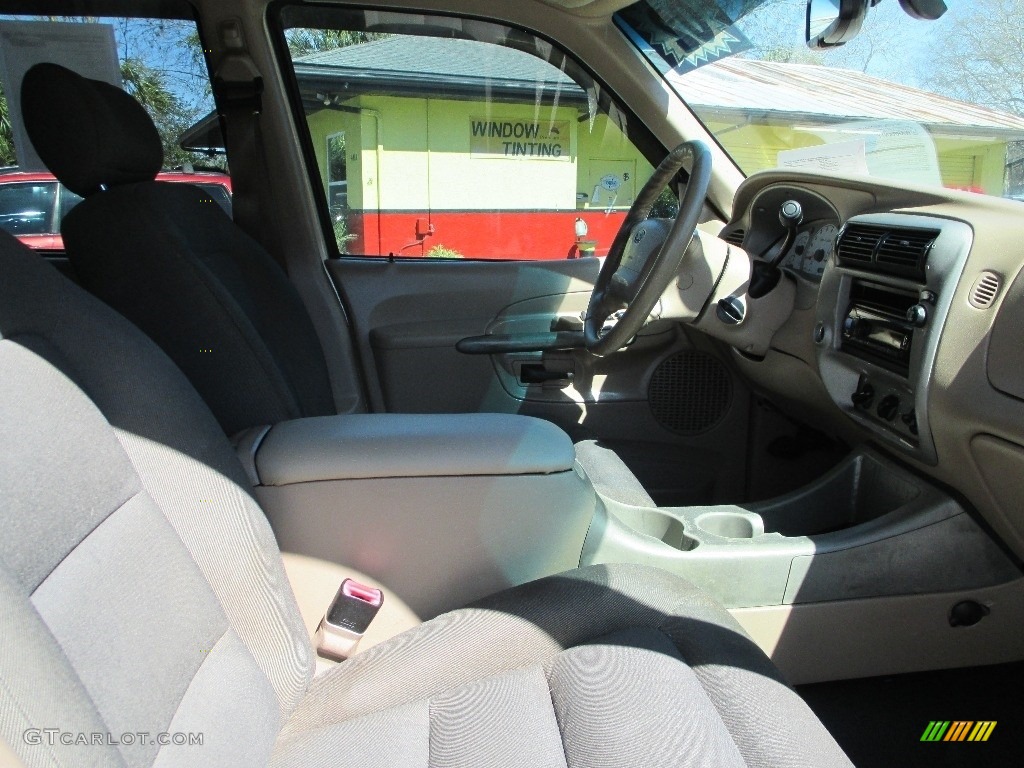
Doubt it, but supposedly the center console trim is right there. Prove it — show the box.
[815,212,973,464]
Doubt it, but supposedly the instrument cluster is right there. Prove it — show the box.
[779,221,839,281]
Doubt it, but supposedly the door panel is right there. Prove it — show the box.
[328,256,751,505]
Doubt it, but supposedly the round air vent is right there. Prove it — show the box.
[969,271,1001,309]
[648,351,732,435]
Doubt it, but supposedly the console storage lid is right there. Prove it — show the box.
[253,413,576,486]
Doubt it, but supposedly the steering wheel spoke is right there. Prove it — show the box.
[584,141,712,356]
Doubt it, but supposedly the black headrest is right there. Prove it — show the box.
[21,63,163,197]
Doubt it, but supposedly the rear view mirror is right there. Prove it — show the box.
[897,0,947,21]
[806,0,868,49]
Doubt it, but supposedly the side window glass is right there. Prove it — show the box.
[279,9,673,260]
[0,181,56,236]
[0,15,221,251]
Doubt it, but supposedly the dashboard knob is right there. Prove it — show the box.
[906,303,928,327]
[901,408,919,436]
[877,395,900,422]
[716,296,745,325]
[843,316,870,339]
[851,382,875,408]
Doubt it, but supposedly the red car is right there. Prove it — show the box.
[0,169,232,250]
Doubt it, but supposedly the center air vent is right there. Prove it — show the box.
[837,223,884,264]
[837,222,939,281]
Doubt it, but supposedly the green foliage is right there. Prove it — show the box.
[650,188,679,219]
[0,87,15,167]
[285,29,385,58]
[332,213,356,254]
[327,133,346,183]
[426,244,464,259]
[120,57,217,169]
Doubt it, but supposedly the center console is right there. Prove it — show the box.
[814,212,973,464]
[238,413,598,619]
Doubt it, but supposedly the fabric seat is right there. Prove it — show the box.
[19,62,653,508]
[0,231,850,766]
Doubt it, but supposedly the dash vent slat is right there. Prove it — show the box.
[837,224,885,264]
[837,222,938,281]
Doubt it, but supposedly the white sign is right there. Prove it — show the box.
[470,118,570,160]
[0,21,121,170]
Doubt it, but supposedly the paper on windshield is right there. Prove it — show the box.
[778,140,870,175]
[0,21,120,171]
[779,120,943,188]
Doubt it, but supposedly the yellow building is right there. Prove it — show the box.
[295,37,654,258]
[672,59,1024,194]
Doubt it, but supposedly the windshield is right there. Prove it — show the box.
[619,0,1024,201]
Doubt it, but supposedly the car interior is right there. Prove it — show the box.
[2,0,1024,766]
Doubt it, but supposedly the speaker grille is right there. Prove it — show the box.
[648,351,732,434]
[969,271,1001,309]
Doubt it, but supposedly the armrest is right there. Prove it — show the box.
[456,331,584,354]
[254,413,576,486]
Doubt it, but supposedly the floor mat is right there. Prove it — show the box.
[799,662,1024,767]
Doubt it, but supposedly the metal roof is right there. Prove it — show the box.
[294,36,586,102]
[671,58,1024,136]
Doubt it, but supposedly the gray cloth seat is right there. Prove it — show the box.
[0,231,851,766]
[19,62,654,508]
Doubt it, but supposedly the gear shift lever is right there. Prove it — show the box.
[771,200,804,266]
[749,199,803,299]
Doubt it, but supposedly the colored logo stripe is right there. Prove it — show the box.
[921,721,996,742]
[944,721,974,741]
[969,722,997,742]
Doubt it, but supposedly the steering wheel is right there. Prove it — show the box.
[584,140,712,356]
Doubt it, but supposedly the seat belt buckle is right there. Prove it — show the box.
[315,579,383,661]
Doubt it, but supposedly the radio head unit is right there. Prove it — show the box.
[841,281,919,376]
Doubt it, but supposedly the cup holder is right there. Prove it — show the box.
[695,511,764,540]
[661,516,699,551]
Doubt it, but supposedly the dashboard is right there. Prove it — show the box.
[717,169,1024,559]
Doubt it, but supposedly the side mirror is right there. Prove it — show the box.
[806,0,868,49]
